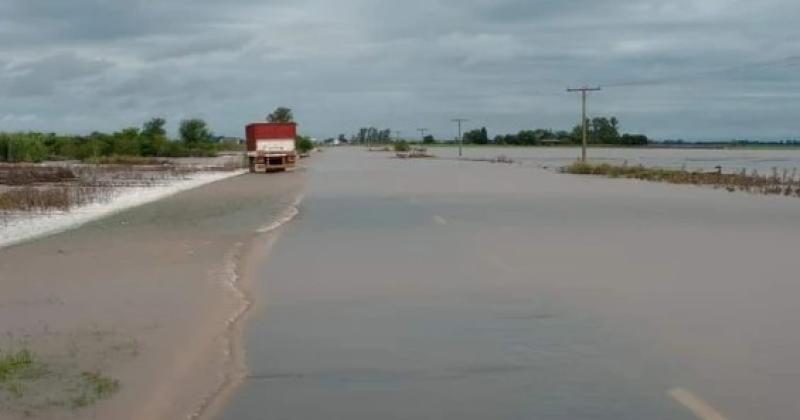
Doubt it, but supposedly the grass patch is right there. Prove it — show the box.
[563,161,800,198]
[0,166,77,186]
[0,348,120,412]
[71,372,120,408]
[0,350,48,398]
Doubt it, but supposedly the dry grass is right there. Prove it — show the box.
[564,161,800,198]
[0,158,244,215]
[0,166,76,186]
[84,156,169,165]
[1,166,185,214]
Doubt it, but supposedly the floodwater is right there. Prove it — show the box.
[438,145,800,174]
[222,147,800,420]
[0,171,305,419]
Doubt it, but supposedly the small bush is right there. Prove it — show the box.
[84,155,167,165]
[394,141,411,152]
[296,136,314,154]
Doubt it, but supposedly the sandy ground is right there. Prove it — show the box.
[222,148,800,419]
[0,169,305,419]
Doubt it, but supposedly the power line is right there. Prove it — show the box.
[566,87,601,163]
[451,118,468,158]
[417,128,429,141]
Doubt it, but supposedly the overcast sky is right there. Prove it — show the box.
[1,0,798,140]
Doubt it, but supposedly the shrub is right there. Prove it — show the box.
[394,141,411,152]
[296,136,314,154]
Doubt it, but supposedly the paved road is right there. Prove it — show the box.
[222,148,800,420]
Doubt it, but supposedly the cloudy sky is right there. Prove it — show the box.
[1,0,798,140]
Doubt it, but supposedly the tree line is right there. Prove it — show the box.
[331,117,648,147]
[0,118,241,163]
[464,117,648,146]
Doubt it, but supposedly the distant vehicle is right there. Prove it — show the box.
[245,122,298,173]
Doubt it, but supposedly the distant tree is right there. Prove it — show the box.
[179,119,213,145]
[141,117,167,156]
[112,127,142,156]
[267,107,294,123]
[463,127,489,145]
[423,135,435,144]
[555,130,571,141]
[355,127,393,144]
[620,134,649,146]
[590,117,621,144]
[517,130,539,145]
[337,134,349,144]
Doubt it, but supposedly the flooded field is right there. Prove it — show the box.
[222,147,800,420]
[433,146,800,174]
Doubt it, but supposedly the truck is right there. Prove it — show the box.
[245,122,298,173]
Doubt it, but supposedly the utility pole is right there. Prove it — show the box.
[566,87,601,162]
[417,128,428,142]
[394,130,402,142]
[451,118,468,158]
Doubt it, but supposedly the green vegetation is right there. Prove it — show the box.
[491,117,648,146]
[340,116,647,147]
[0,350,48,398]
[464,127,490,145]
[564,161,800,198]
[0,347,120,411]
[394,141,411,152]
[296,135,314,154]
[354,127,393,144]
[71,372,120,408]
[0,117,242,164]
[267,107,295,123]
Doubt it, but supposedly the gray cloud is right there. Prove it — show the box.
[0,0,799,140]
[2,52,112,97]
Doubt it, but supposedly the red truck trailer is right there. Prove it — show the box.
[245,122,298,173]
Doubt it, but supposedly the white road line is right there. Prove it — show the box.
[669,388,730,420]
[433,215,448,225]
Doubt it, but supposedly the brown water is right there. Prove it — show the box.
[436,146,800,174]
[0,171,305,419]
[222,148,800,420]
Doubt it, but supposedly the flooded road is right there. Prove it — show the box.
[222,148,800,420]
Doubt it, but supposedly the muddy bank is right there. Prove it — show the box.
[0,169,305,419]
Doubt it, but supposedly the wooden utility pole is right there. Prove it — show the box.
[567,87,601,162]
[451,118,468,158]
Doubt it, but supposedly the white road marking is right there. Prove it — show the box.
[669,388,730,420]
[433,215,448,225]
